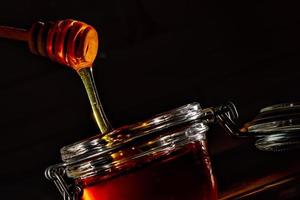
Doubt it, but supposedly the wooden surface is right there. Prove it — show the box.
[212,142,300,200]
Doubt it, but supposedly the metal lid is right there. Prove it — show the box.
[245,102,300,151]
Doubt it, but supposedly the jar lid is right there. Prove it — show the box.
[60,102,208,166]
[245,102,300,151]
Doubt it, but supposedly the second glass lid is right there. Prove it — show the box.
[243,102,300,151]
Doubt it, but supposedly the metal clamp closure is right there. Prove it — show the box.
[207,102,245,137]
[45,164,82,200]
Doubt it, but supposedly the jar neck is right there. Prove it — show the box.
[65,122,208,180]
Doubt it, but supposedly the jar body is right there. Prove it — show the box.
[78,139,217,200]
[49,103,220,200]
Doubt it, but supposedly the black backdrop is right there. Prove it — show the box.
[1,0,300,199]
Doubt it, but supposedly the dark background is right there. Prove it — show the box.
[1,0,300,199]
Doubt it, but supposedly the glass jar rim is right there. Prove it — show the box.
[60,102,208,166]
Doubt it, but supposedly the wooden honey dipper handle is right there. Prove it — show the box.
[0,19,98,71]
[0,25,28,41]
[0,19,111,134]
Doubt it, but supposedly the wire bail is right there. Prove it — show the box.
[45,164,82,200]
[211,102,245,137]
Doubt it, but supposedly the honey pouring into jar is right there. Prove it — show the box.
[1,19,300,200]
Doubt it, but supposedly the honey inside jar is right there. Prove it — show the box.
[79,140,217,200]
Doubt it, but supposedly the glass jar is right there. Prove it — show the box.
[46,102,237,200]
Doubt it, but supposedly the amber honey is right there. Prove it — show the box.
[78,140,217,200]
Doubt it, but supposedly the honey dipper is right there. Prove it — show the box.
[0,19,111,134]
